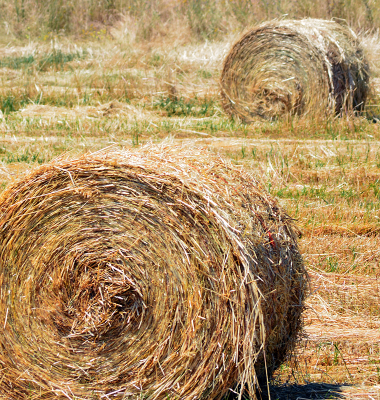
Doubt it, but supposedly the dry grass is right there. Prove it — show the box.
[1,0,380,43]
[18,101,154,120]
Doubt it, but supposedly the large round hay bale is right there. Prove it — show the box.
[0,146,307,400]
[221,18,370,121]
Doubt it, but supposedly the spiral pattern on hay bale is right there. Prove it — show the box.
[221,19,370,121]
[0,146,306,399]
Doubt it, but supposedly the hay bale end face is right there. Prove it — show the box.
[221,19,370,121]
[0,146,307,399]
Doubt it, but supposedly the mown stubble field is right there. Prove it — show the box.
[1,26,380,399]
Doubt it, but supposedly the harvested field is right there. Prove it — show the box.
[0,12,380,399]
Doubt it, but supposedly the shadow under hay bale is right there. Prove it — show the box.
[267,383,346,399]
[221,19,370,122]
[0,145,307,400]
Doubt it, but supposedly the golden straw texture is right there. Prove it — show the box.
[0,145,306,399]
[221,18,370,121]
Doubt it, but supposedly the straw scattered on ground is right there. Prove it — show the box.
[18,100,154,120]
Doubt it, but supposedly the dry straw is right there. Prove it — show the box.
[18,101,153,120]
[221,18,370,121]
[0,145,307,399]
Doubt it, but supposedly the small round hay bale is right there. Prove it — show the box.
[0,146,307,400]
[221,18,370,121]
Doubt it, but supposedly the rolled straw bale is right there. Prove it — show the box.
[221,19,370,121]
[0,145,307,400]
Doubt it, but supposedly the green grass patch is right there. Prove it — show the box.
[0,147,45,164]
[153,96,217,117]
[0,49,87,72]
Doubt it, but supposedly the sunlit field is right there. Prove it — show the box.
[1,1,380,398]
